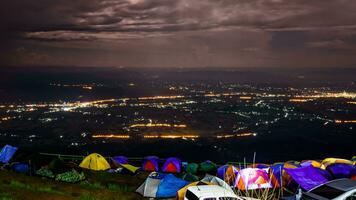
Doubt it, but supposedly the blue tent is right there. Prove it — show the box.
[326,163,356,179]
[136,172,188,198]
[156,174,188,198]
[0,145,18,163]
[12,163,30,174]
[285,166,329,191]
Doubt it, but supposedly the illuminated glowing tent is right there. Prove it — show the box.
[326,163,356,179]
[176,181,212,200]
[142,156,159,172]
[79,153,110,171]
[234,168,272,190]
[136,172,188,198]
[112,156,128,166]
[321,158,353,169]
[202,174,234,193]
[0,144,18,163]
[186,163,199,175]
[285,166,328,191]
[300,160,323,168]
[162,157,181,173]
[217,165,238,185]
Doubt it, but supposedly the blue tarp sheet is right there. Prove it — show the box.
[285,166,328,191]
[156,174,188,198]
[0,145,18,163]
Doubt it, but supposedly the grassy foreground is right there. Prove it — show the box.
[0,170,150,200]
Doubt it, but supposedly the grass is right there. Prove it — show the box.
[0,170,144,200]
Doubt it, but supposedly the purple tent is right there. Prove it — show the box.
[217,165,229,179]
[112,156,129,165]
[285,166,328,191]
[162,157,181,173]
[142,156,159,171]
[326,163,356,179]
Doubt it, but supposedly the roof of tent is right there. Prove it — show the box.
[79,153,110,171]
[285,166,329,191]
[202,174,234,193]
[112,156,128,165]
[136,172,188,198]
[234,168,272,190]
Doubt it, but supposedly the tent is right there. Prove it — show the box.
[142,156,159,172]
[270,163,283,187]
[234,168,272,190]
[0,144,18,163]
[199,160,217,173]
[136,172,188,198]
[112,156,128,166]
[285,166,328,191]
[182,173,199,182]
[79,153,110,171]
[248,163,270,169]
[321,158,353,169]
[217,165,238,185]
[300,160,323,168]
[326,163,356,179]
[12,163,29,174]
[176,181,211,200]
[119,164,140,174]
[202,174,234,193]
[186,163,199,175]
[162,157,181,173]
[48,157,70,174]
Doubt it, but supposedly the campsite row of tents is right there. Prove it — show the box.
[1,144,356,198]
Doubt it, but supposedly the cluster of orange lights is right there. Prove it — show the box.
[216,132,257,139]
[138,95,185,100]
[144,135,199,139]
[1,117,13,121]
[335,120,356,124]
[130,123,187,128]
[92,134,130,139]
[82,86,92,90]
[289,99,313,102]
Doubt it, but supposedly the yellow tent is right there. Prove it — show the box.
[120,164,140,174]
[321,158,353,169]
[79,153,111,171]
[176,181,211,200]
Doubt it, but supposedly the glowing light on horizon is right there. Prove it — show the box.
[143,134,199,139]
[138,95,185,100]
[289,99,313,102]
[130,123,187,128]
[335,120,356,124]
[92,134,130,139]
[216,132,257,139]
[295,91,356,99]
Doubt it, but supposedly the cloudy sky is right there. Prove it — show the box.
[1,0,356,68]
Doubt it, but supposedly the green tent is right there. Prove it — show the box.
[182,173,199,182]
[199,161,217,173]
[48,157,70,174]
[186,163,199,174]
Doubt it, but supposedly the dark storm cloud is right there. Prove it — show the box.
[1,0,356,67]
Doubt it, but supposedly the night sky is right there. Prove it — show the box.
[1,0,356,68]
